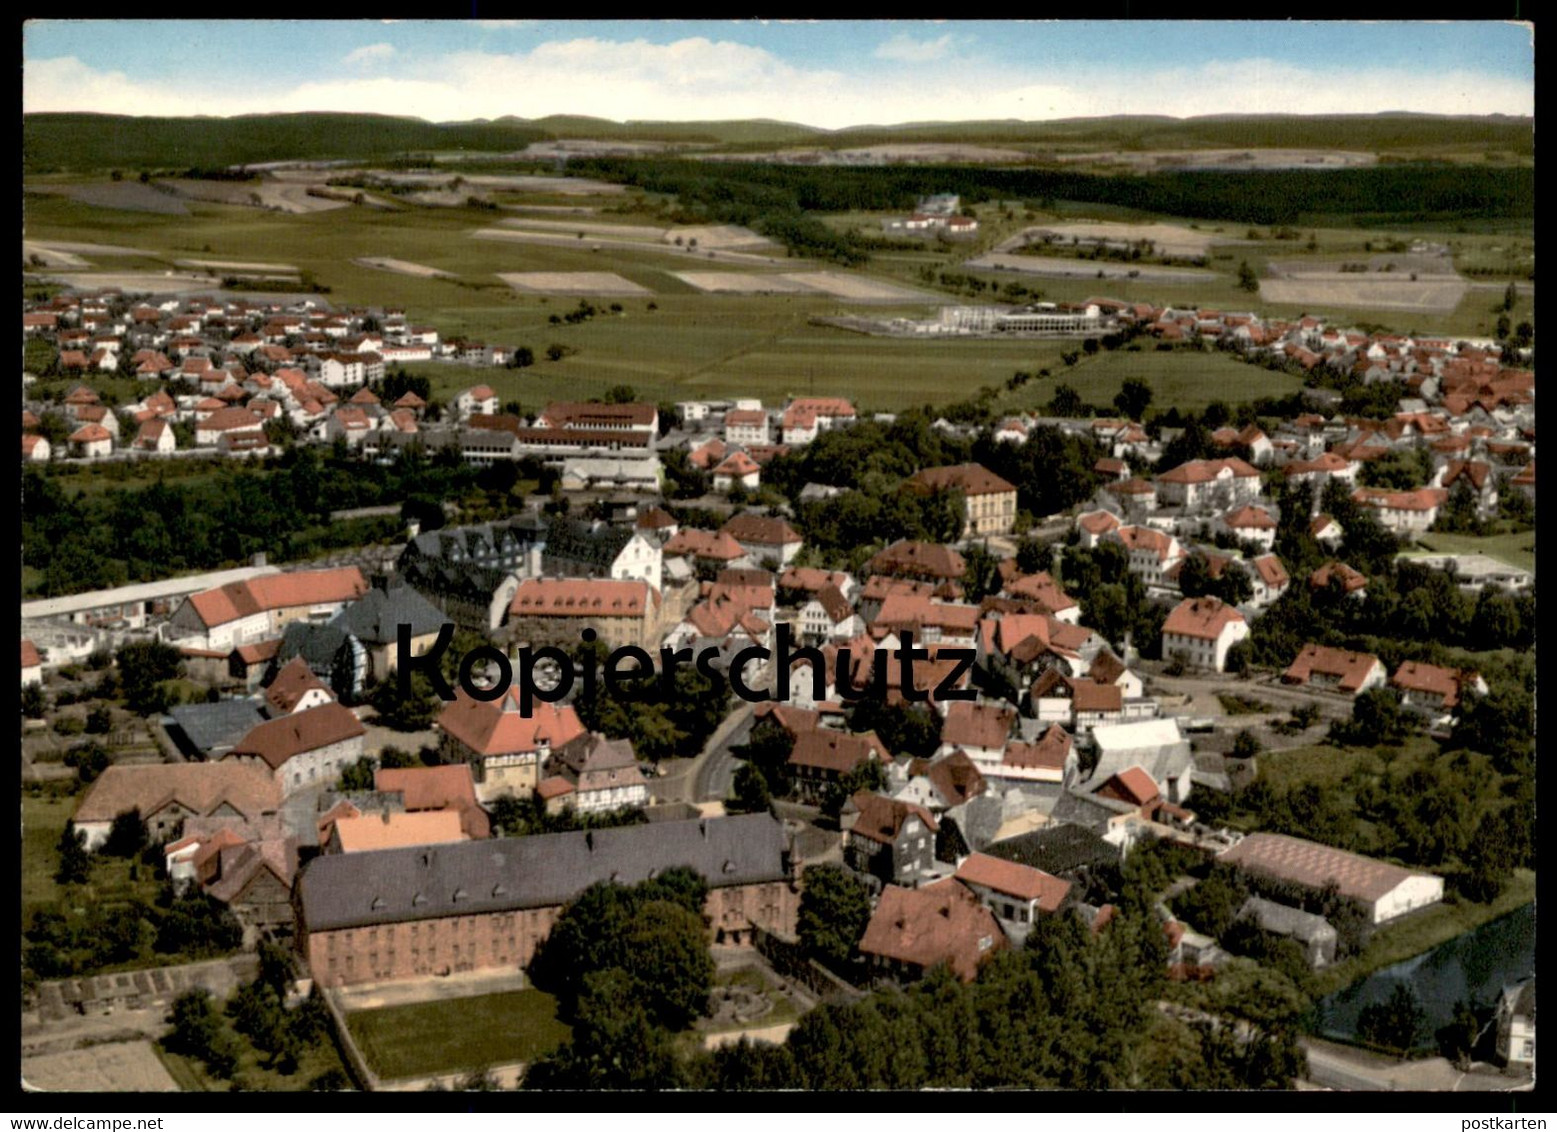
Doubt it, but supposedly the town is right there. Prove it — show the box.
[20,19,1536,1096]
[20,274,1535,1092]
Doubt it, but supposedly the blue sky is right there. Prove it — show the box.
[23,20,1534,126]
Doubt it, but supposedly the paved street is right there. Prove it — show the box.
[652,699,757,806]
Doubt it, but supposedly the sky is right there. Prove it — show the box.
[22,20,1535,127]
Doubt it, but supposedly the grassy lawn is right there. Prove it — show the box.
[998,347,1303,416]
[19,786,171,918]
[1309,870,1536,999]
[1410,529,1537,574]
[346,989,570,1080]
[1251,736,1440,796]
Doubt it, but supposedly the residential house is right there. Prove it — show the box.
[1390,661,1488,716]
[374,764,492,840]
[857,878,1006,985]
[1495,979,1536,1071]
[541,732,651,816]
[954,853,1071,945]
[1282,644,1386,695]
[436,690,587,803]
[1161,597,1249,672]
[721,514,805,570]
[787,730,888,805]
[840,791,939,890]
[223,702,366,796]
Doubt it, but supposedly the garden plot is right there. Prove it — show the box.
[498,271,652,296]
[355,257,458,279]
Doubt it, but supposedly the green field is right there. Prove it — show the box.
[999,347,1304,416]
[1410,530,1537,573]
[22,164,1532,411]
[345,989,570,1080]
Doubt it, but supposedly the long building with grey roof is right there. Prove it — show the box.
[294,812,799,986]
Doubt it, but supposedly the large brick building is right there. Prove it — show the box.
[294,813,799,987]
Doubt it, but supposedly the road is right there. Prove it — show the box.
[653,700,757,806]
[1300,1038,1531,1092]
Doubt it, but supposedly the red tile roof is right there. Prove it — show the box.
[904,463,1017,498]
[955,853,1070,911]
[1162,597,1245,642]
[227,702,364,771]
[1283,644,1382,693]
[858,878,1005,982]
[436,691,586,758]
[186,568,368,628]
[845,790,937,846]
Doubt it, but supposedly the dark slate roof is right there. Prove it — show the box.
[541,517,635,576]
[166,700,267,757]
[275,622,354,674]
[296,812,790,932]
[982,822,1120,876]
[331,581,447,645]
[399,515,546,570]
[1048,790,1138,833]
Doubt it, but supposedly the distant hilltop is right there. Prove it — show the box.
[23,111,1534,174]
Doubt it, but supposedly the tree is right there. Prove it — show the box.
[55,821,92,886]
[1237,261,1259,292]
[545,343,567,362]
[1232,730,1261,759]
[1331,686,1411,747]
[1436,1000,1482,1068]
[509,346,535,369]
[1357,984,1428,1054]
[103,808,147,858]
[726,762,772,815]
[369,670,441,732]
[22,682,46,718]
[961,543,1004,603]
[603,384,638,404]
[85,704,113,734]
[525,969,682,1090]
[1113,379,1153,421]
[116,639,183,715]
[797,863,871,970]
[1050,384,1084,418]
[65,742,111,785]
[337,755,376,792]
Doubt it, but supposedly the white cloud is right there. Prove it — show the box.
[873,33,954,63]
[20,42,1536,128]
[473,20,535,30]
[343,42,396,66]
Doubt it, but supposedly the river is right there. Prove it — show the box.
[1315,903,1535,1042]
